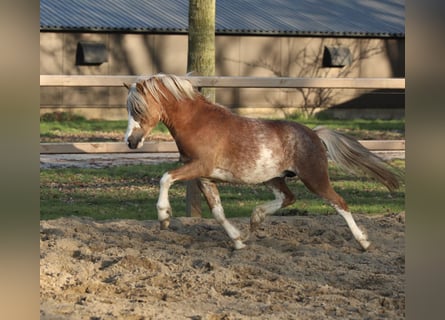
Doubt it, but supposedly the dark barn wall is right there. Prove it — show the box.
[40,32,404,119]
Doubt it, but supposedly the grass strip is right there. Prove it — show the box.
[41,160,405,221]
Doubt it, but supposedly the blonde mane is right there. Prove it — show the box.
[127,73,198,118]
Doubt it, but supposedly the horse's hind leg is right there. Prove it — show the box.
[250,177,296,234]
[198,179,246,249]
[300,171,371,250]
[332,199,371,250]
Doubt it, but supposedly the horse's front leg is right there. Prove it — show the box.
[156,162,204,229]
[157,172,177,229]
[198,179,246,249]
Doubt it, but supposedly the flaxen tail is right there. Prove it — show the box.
[313,126,399,192]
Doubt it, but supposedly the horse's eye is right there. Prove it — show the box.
[136,117,145,125]
[130,113,142,124]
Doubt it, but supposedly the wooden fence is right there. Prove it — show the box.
[40,75,405,216]
[39,140,405,154]
[41,75,405,89]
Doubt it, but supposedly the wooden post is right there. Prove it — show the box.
[184,86,205,218]
[186,180,202,217]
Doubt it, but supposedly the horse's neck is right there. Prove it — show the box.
[161,98,203,137]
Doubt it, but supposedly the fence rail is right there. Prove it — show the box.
[40,140,405,154]
[40,75,405,89]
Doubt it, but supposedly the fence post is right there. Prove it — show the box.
[186,180,202,217]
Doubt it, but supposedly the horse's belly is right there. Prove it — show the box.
[210,144,283,184]
[209,168,241,183]
[209,167,278,184]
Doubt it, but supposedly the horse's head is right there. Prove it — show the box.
[124,82,162,149]
[124,74,198,149]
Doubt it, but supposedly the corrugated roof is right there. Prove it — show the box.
[40,0,404,37]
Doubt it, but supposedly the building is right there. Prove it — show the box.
[40,0,405,120]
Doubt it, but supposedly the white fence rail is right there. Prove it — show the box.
[40,75,405,89]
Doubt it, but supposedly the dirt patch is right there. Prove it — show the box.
[40,212,405,319]
[40,153,180,169]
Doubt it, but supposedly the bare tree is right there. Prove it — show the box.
[187,0,216,101]
[185,0,216,217]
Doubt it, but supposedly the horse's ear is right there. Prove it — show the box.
[123,83,131,90]
[136,82,145,93]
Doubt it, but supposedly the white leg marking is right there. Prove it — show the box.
[334,205,371,250]
[251,189,285,229]
[212,204,245,249]
[213,205,241,239]
[157,173,174,227]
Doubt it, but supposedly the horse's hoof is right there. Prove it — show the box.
[160,219,170,230]
[254,230,268,239]
[233,239,246,250]
[359,239,371,251]
[250,224,267,239]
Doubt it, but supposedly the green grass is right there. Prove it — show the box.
[286,115,404,140]
[40,112,169,142]
[40,112,125,132]
[40,112,404,141]
[40,160,405,221]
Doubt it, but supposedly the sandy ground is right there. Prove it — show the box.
[40,211,405,319]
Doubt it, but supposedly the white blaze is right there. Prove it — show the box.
[124,113,142,144]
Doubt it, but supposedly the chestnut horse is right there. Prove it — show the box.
[124,74,399,250]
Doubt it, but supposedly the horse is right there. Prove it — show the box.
[123,73,399,251]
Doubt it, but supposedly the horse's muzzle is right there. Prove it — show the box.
[126,135,143,149]
[127,139,138,149]
[126,128,146,149]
